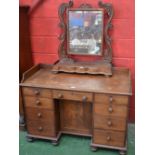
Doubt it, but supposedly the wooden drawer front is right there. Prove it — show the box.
[25,108,55,122]
[27,121,55,137]
[95,94,128,105]
[93,129,125,147]
[53,90,93,102]
[94,102,128,117]
[94,115,126,131]
[24,96,54,110]
[22,87,52,98]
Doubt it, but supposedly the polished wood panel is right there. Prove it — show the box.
[22,87,52,98]
[94,102,128,117]
[93,129,125,147]
[94,115,126,131]
[20,65,132,95]
[27,121,55,137]
[24,96,54,110]
[25,108,55,122]
[94,94,129,105]
[60,100,92,134]
[53,90,93,102]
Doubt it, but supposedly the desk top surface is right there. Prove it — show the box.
[20,65,132,95]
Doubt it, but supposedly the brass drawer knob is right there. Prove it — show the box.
[107,120,112,126]
[37,113,42,118]
[106,136,111,141]
[34,90,40,95]
[38,126,43,131]
[109,96,113,102]
[108,107,113,113]
[58,93,63,99]
[36,100,40,105]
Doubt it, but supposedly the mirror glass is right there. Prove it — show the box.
[68,10,103,55]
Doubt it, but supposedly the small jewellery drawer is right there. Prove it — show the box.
[94,94,128,105]
[94,102,128,117]
[53,90,93,102]
[93,129,125,147]
[24,96,54,110]
[27,121,55,137]
[94,116,126,131]
[25,108,55,122]
[22,87,52,98]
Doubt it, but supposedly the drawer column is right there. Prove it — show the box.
[91,93,129,155]
[22,87,60,145]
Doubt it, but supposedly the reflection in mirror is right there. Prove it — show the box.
[68,10,103,55]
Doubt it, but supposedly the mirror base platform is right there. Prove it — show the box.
[51,59,112,76]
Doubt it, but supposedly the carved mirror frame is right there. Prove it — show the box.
[52,0,114,76]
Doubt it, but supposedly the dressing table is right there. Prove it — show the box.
[20,1,132,155]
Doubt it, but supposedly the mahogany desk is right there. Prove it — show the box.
[20,64,132,155]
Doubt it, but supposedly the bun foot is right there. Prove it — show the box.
[119,150,126,155]
[52,140,59,146]
[26,136,34,142]
[91,146,98,152]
